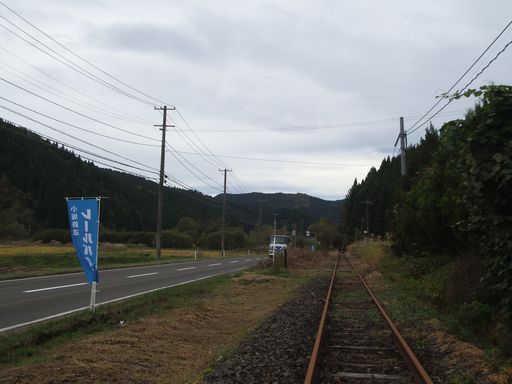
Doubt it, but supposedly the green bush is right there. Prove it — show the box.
[33,229,70,243]
[419,265,456,306]
[457,300,492,336]
[100,231,154,246]
[207,229,248,250]
[100,231,131,244]
[160,230,193,249]
[0,221,28,240]
[128,231,154,246]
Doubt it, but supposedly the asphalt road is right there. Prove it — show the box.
[0,255,265,333]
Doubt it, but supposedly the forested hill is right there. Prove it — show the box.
[0,119,230,236]
[0,119,340,239]
[223,192,343,225]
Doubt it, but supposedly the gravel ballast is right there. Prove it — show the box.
[203,276,328,384]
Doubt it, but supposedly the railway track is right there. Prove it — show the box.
[305,252,433,384]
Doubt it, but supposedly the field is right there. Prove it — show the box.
[0,243,257,280]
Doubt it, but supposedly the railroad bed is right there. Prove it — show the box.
[306,254,433,384]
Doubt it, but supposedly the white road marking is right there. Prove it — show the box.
[3,259,262,333]
[208,263,222,267]
[177,267,196,271]
[1,274,219,334]
[229,260,240,263]
[127,272,158,279]
[24,282,88,293]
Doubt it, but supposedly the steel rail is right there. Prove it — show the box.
[304,253,339,384]
[344,252,433,384]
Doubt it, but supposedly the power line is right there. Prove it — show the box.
[230,172,251,194]
[168,116,224,169]
[0,45,153,125]
[0,104,159,174]
[0,77,159,142]
[407,37,512,136]
[406,20,512,134]
[175,108,228,168]
[0,1,172,107]
[163,179,258,225]
[171,150,373,167]
[1,118,160,178]
[165,144,223,192]
[455,40,512,98]
[0,96,159,147]
[168,110,466,133]
[0,59,151,125]
[0,16,156,106]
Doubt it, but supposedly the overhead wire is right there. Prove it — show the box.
[0,0,172,107]
[229,172,250,194]
[164,179,258,225]
[0,95,159,147]
[1,118,160,180]
[0,16,156,106]
[168,110,467,133]
[175,108,228,168]
[170,150,373,167]
[165,143,223,192]
[407,36,512,136]
[0,45,153,125]
[406,20,512,135]
[0,77,160,142]
[168,117,223,170]
[0,60,152,125]
[0,103,159,175]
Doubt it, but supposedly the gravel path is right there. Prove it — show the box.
[203,276,328,384]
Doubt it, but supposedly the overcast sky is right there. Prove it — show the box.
[1,1,511,200]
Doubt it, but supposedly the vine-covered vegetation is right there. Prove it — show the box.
[341,85,512,352]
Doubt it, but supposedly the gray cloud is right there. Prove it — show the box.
[1,0,511,201]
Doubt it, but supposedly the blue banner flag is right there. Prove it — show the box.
[66,198,100,284]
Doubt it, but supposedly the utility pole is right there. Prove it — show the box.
[154,105,175,260]
[273,213,279,235]
[361,200,373,238]
[394,117,407,176]
[292,223,297,247]
[257,199,266,225]
[399,117,407,176]
[219,168,232,257]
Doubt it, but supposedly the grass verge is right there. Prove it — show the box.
[0,274,234,369]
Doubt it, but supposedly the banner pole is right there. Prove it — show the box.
[90,282,96,313]
[96,197,101,279]
[90,197,101,314]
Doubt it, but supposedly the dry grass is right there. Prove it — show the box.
[0,244,233,258]
[0,244,258,280]
[288,248,333,271]
[0,272,303,384]
[0,245,75,256]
